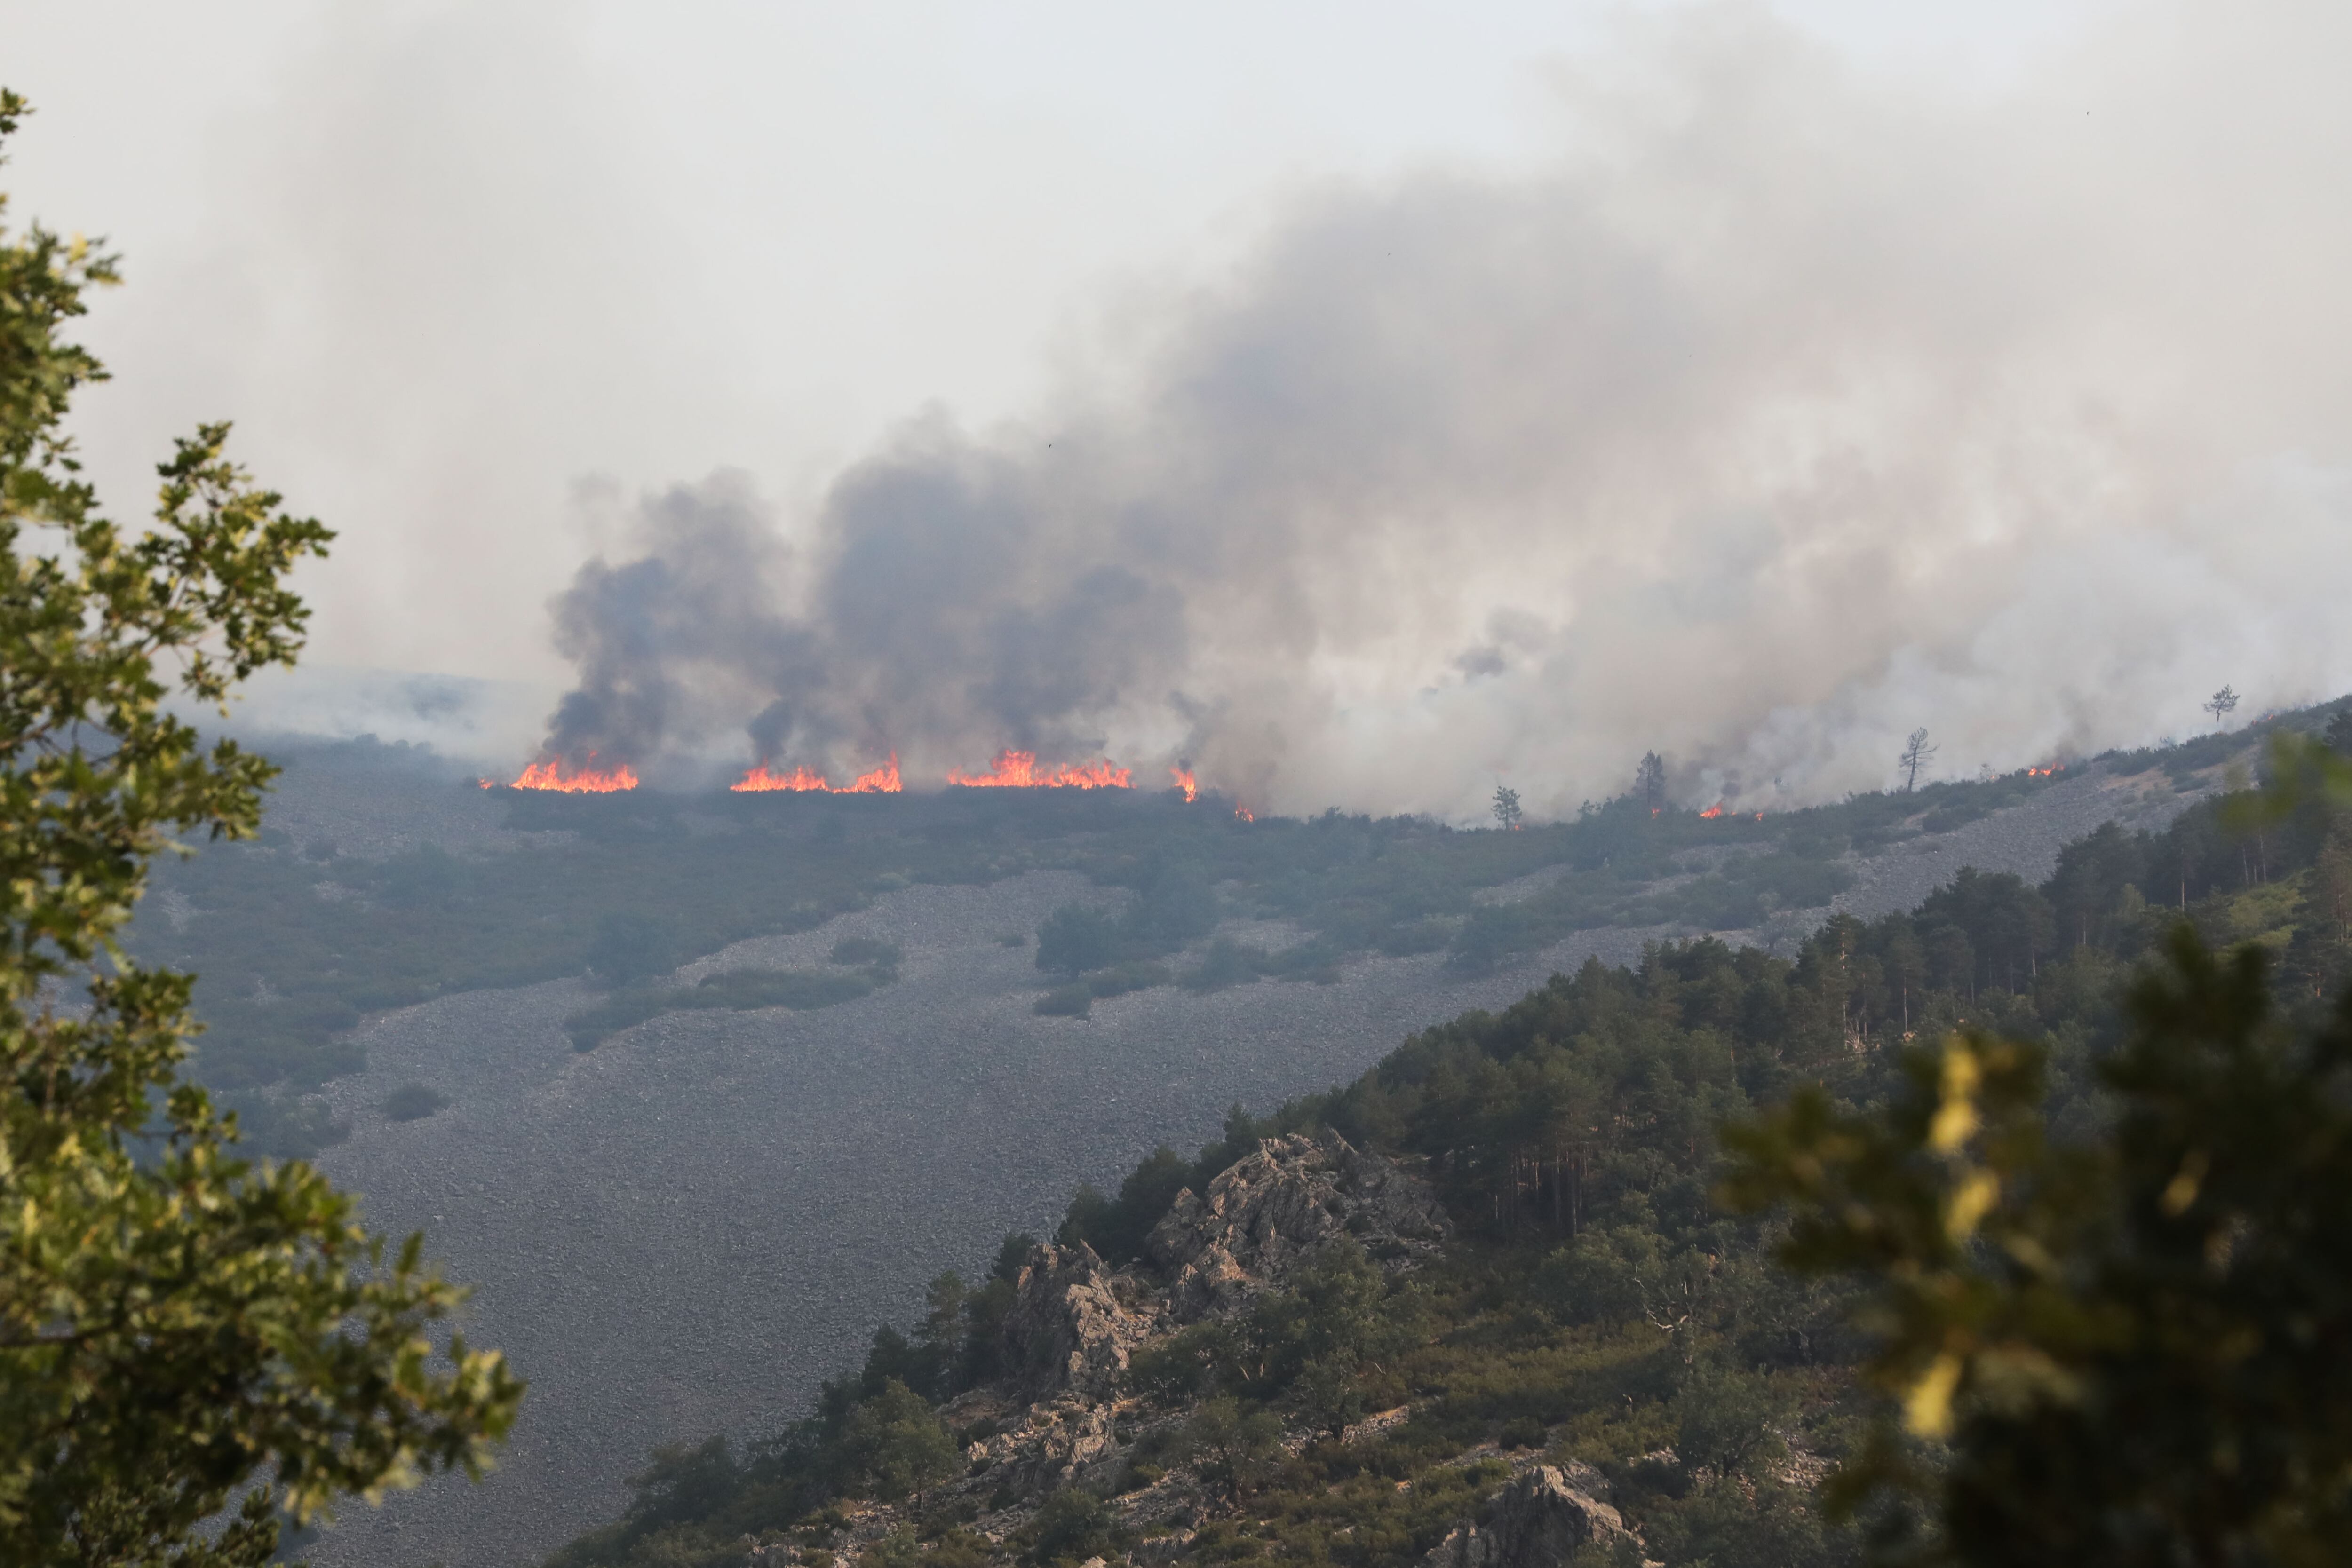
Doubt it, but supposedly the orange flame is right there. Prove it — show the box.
[1170,766,1198,803]
[1699,803,1725,819]
[844,754,903,793]
[732,763,833,792]
[731,753,903,794]
[2024,764,2066,777]
[510,756,639,793]
[1234,804,1255,822]
[947,750,1132,789]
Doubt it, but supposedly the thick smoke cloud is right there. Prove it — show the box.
[540,3,2352,817]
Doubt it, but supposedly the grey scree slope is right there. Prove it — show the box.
[286,760,2202,1568]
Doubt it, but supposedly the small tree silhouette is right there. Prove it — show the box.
[1636,752,1667,815]
[1491,782,1523,831]
[1899,728,1939,792]
[2205,685,2240,726]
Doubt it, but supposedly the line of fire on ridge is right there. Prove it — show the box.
[485,753,1233,806]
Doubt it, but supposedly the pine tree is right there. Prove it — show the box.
[1899,728,1938,792]
[1637,752,1668,815]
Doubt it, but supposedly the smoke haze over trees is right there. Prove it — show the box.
[523,3,2352,819]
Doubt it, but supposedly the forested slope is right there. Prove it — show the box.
[534,712,2352,1568]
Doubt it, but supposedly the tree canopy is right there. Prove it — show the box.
[0,91,519,1566]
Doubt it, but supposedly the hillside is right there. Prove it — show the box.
[148,713,2323,1568]
[510,709,2352,1568]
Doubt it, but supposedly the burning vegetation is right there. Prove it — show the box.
[731,755,903,794]
[500,749,1189,797]
[505,758,640,793]
[946,751,1132,790]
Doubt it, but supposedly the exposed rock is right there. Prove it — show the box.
[999,1243,1161,1399]
[1550,1459,1612,1504]
[967,1397,1124,1494]
[1148,1131,1451,1318]
[1341,1404,1412,1446]
[1420,1466,1633,1568]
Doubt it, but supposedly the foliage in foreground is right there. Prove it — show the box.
[0,93,519,1566]
[1729,926,2352,1567]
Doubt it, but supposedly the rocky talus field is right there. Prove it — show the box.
[242,756,2207,1568]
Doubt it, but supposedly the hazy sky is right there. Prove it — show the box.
[10,0,2110,691]
[22,1,2346,820]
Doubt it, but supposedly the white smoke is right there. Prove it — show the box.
[535,2,2352,816]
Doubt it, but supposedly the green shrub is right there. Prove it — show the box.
[1023,1487,1114,1566]
[1181,938,1268,991]
[1054,1146,1191,1263]
[1034,986,1093,1018]
[563,990,668,1051]
[382,1083,449,1122]
[564,966,890,1049]
[1085,961,1171,998]
[838,1380,959,1503]
[585,910,685,987]
[1497,1414,1548,1451]
[1036,903,1124,976]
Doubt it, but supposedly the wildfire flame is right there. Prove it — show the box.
[509,757,639,793]
[1170,766,1198,803]
[731,754,903,794]
[1234,804,1255,822]
[733,763,832,792]
[1699,803,1725,819]
[2024,765,2066,777]
[845,755,903,792]
[947,750,1132,789]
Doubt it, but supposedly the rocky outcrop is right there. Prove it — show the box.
[1420,1466,1633,1568]
[984,1131,1450,1419]
[779,1140,1477,1568]
[999,1242,1161,1399]
[1148,1131,1451,1319]
[966,1397,1124,1494]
